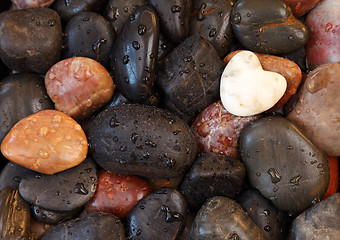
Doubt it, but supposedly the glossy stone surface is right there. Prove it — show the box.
[240,116,330,212]
[289,193,340,239]
[190,196,268,240]
[63,12,116,68]
[110,5,159,103]
[305,0,340,70]
[1,110,88,174]
[18,157,97,211]
[148,0,191,43]
[220,51,287,116]
[0,73,54,144]
[288,63,340,156]
[231,0,308,54]
[237,189,290,240]
[224,50,302,112]
[0,162,34,191]
[87,104,197,178]
[102,0,144,34]
[85,170,152,218]
[283,0,321,17]
[0,187,31,240]
[51,0,107,22]
[189,0,235,57]
[126,187,188,240]
[157,35,224,122]
[41,212,125,240]
[180,153,245,209]
[0,7,62,74]
[191,101,259,158]
[32,205,81,225]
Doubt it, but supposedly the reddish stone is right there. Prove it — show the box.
[305,0,340,70]
[283,0,321,17]
[191,101,259,158]
[85,170,152,218]
[288,63,340,156]
[224,50,302,112]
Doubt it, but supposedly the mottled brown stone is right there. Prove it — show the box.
[288,63,340,156]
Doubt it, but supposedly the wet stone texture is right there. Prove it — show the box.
[231,0,308,54]
[157,35,224,122]
[189,0,235,57]
[41,212,125,240]
[190,196,268,240]
[288,63,340,156]
[87,104,197,179]
[109,5,159,103]
[305,0,340,70]
[240,116,330,212]
[191,101,259,158]
[180,152,245,209]
[148,0,192,44]
[126,187,188,240]
[289,193,340,239]
[18,157,97,212]
[237,188,290,240]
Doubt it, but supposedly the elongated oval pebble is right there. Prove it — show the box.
[220,51,287,116]
[0,110,88,174]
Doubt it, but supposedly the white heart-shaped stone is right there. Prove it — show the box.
[220,51,287,116]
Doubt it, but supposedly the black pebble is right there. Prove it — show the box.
[19,157,98,212]
[0,8,63,73]
[126,187,188,240]
[41,212,125,240]
[180,152,245,209]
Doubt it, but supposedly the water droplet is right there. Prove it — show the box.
[132,41,140,50]
[232,13,241,24]
[255,42,262,48]
[48,20,56,27]
[246,13,251,17]
[166,158,176,168]
[317,163,323,168]
[312,197,320,205]
[273,187,279,192]
[209,28,217,37]
[16,206,22,211]
[325,23,332,32]
[267,168,282,183]
[35,174,42,179]
[287,146,294,150]
[256,172,261,177]
[92,38,107,54]
[157,188,168,194]
[197,3,207,21]
[263,209,270,216]
[138,25,147,35]
[228,233,239,240]
[290,175,302,186]
[288,35,295,41]
[129,14,135,21]
[120,146,127,152]
[184,56,193,62]
[110,115,120,127]
[263,225,271,232]
[171,5,181,13]
[74,183,88,195]
[83,17,89,22]
[161,205,184,222]
[131,133,138,143]
[136,229,142,236]
[123,55,130,64]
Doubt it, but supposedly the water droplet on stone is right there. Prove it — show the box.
[161,205,184,222]
[74,183,88,195]
[132,41,140,50]
[232,13,241,24]
[123,55,130,64]
[290,175,302,186]
[267,168,282,183]
[171,5,181,13]
[138,24,147,35]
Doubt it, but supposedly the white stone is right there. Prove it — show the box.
[220,51,287,116]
